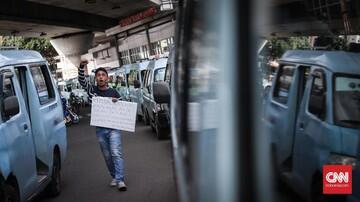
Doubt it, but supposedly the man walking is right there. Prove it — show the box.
[78,61,127,191]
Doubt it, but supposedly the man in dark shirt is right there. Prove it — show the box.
[78,61,127,191]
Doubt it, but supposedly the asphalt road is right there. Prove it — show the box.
[32,107,305,202]
[36,107,177,202]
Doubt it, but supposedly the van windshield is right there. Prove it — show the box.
[154,68,165,82]
[334,75,360,128]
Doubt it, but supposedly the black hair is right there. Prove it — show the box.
[95,67,108,76]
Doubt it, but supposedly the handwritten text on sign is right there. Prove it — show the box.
[90,97,137,132]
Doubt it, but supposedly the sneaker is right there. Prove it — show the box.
[117,181,127,191]
[109,179,117,187]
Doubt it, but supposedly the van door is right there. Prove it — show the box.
[143,69,153,121]
[267,65,309,169]
[24,64,61,177]
[292,68,328,187]
[0,69,37,197]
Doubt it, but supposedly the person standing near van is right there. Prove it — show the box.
[78,61,127,191]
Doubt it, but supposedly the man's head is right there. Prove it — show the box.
[95,67,108,88]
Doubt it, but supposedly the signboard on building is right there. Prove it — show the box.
[119,7,158,27]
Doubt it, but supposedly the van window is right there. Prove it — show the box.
[308,73,326,120]
[273,65,295,105]
[154,68,166,82]
[127,69,138,86]
[334,75,360,128]
[0,73,19,121]
[144,70,152,94]
[30,65,55,105]
[165,64,171,83]
[141,70,147,83]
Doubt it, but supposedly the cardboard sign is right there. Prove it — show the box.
[90,97,137,132]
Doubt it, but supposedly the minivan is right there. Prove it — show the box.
[0,50,67,201]
[142,58,169,139]
[265,50,360,201]
[126,61,150,120]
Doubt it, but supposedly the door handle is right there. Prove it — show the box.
[268,116,276,125]
[23,123,29,133]
[299,122,305,130]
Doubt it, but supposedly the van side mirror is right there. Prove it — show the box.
[3,96,19,118]
[134,80,141,89]
[153,81,170,104]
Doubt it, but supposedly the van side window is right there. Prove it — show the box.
[0,73,19,121]
[273,65,295,105]
[30,65,55,105]
[146,70,152,88]
[308,72,326,120]
[141,70,147,83]
[165,64,171,83]
[127,70,138,86]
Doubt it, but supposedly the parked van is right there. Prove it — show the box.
[142,58,169,139]
[265,50,360,201]
[151,47,175,138]
[0,50,67,201]
[114,66,129,100]
[126,61,151,119]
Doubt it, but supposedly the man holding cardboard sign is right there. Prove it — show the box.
[78,61,128,191]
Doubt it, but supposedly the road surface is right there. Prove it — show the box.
[36,107,177,202]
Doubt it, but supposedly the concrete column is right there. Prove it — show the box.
[50,32,94,68]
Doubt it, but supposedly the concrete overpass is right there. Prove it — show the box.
[0,0,160,38]
[0,0,163,68]
[0,0,358,39]
[0,0,359,72]
[261,0,360,37]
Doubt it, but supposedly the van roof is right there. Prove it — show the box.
[280,50,360,75]
[154,58,168,69]
[138,60,150,71]
[0,50,45,67]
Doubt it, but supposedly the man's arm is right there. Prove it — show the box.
[78,61,89,88]
[78,61,95,102]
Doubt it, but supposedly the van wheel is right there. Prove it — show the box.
[137,114,143,122]
[155,122,168,140]
[46,153,61,197]
[271,146,285,191]
[151,122,156,132]
[143,109,150,125]
[2,184,19,202]
[311,178,346,202]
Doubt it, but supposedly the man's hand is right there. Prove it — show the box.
[79,60,88,68]
[112,98,119,103]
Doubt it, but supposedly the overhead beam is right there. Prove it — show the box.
[0,0,118,31]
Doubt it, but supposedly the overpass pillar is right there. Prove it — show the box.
[50,32,94,79]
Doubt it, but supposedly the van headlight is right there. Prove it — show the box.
[329,154,357,167]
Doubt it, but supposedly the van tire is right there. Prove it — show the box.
[2,184,19,202]
[137,114,143,122]
[143,109,150,125]
[311,178,346,202]
[46,152,61,197]
[155,123,168,140]
[271,146,285,191]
